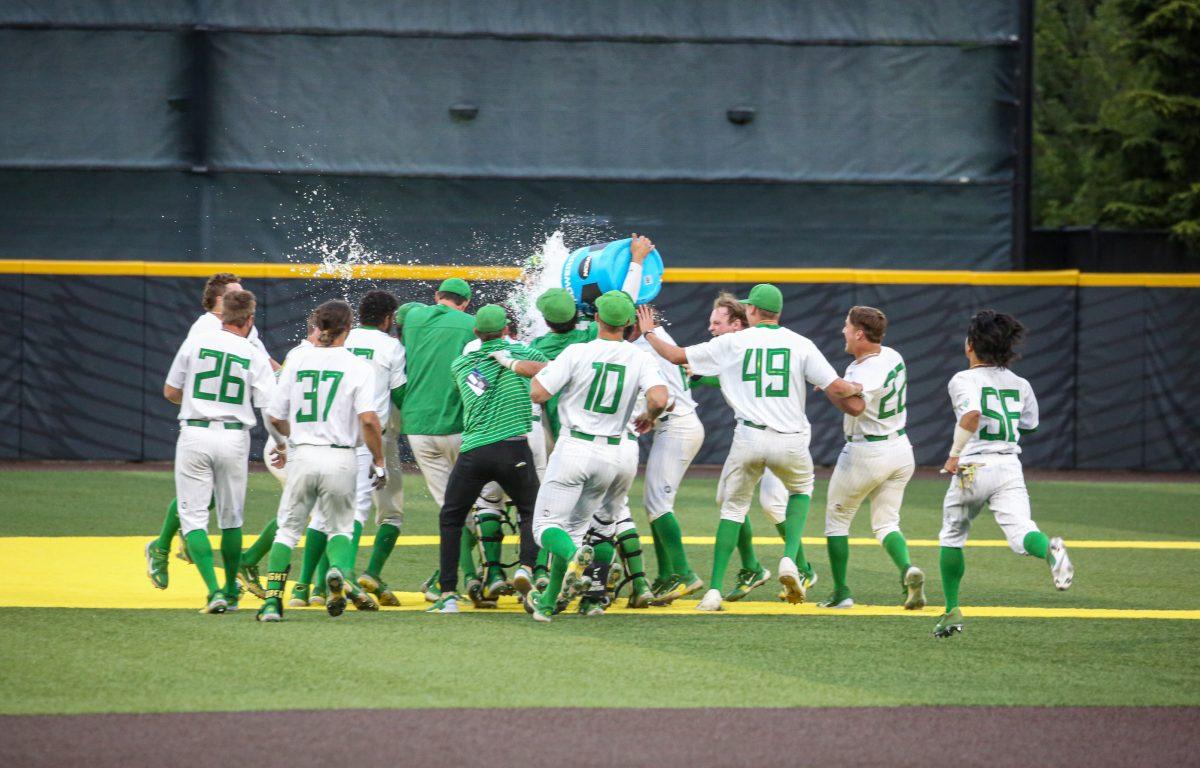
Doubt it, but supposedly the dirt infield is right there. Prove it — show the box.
[2,707,1196,768]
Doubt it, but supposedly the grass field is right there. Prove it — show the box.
[1,468,1198,718]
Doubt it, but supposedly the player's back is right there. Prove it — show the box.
[531,323,597,361]
[275,345,373,448]
[400,304,475,434]
[345,326,405,422]
[948,366,1038,458]
[843,345,908,438]
[168,328,272,426]
[542,338,664,438]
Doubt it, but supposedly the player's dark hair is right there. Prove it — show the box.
[713,292,748,328]
[313,299,353,346]
[848,306,887,343]
[203,272,240,311]
[476,330,505,342]
[967,310,1025,367]
[436,290,468,307]
[221,290,256,328]
[546,318,577,334]
[359,290,399,327]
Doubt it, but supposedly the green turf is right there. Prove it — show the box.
[3,469,1199,715]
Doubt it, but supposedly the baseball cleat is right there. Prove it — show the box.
[933,607,964,638]
[425,595,461,614]
[627,584,655,609]
[256,600,283,623]
[145,540,170,590]
[533,570,550,593]
[465,577,498,609]
[357,573,400,607]
[420,570,440,603]
[521,588,542,615]
[903,565,927,610]
[288,584,310,607]
[238,563,266,600]
[224,591,240,612]
[200,592,228,615]
[1049,537,1074,591]
[578,597,606,616]
[175,530,193,564]
[818,588,854,609]
[349,585,379,611]
[650,573,705,606]
[724,566,770,602]
[696,588,723,612]
[606,561,625,592]
[483,571,508,601]
[777,557,807,605]
[324,568,347,617]
[650,576,672,598]
[511,567,534,597]
[561,545,595,602]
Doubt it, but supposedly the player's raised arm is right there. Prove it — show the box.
[637,306,689,364]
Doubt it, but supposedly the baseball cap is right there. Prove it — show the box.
[475,304,508,333]
[438,277,472,300]
[739,283,783,314]
[536,288,578,324]
[595,290,636,327]
[394,301,424,328]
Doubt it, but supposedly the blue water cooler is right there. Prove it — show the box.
[561,238,664,311]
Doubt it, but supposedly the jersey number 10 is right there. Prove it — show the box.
[294,370,344,423]
[585,362,626,414]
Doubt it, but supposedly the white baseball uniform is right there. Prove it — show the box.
[266,345,375,548]
[166,328,275,535]
[343,326,406,527]
[531,338,667,545]
[940,365,1041,553]
[637,328,705,521]
[825,346,916,541]
[686,325,838,522]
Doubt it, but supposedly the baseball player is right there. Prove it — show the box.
[162,290,278,613]
[934,310,1074,638]
[819,306,925,610]
[257,300,386,622]
[639,284,862,612]
[146,272,279,591]
[520,291,669,622]
[426,305,548,613]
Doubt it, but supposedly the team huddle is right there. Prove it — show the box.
[147,236,1076,637]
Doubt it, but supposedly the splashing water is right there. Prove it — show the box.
[506,230,572,343]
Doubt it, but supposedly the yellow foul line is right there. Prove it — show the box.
[3,260,1199,288]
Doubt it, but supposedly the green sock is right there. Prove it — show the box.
[617,530,650,591]
[540,527,577,562]
[242,518,278,566]
[184,529,220,596]
[738,517,761,572]
[1023,531,1050,561]
[539,552,569,611]
[784,494,811,571]
[940,546,965,611]
[366,523,400,578]
[650,519,671,580]
[478,513,505,580]
[264,542,293,604]
[219,527,242,596]
[297,528,328,587]
[460,527,478,581]
[349,521,363,578]
[651,513,693,579]
[534,547,550,578]
[710,519,741,590]
[594,541,616,568]
[882,531,912,575]
[827,535,850,592]
[326,534,354,574]
[155,498,181,551]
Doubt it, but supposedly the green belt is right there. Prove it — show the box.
[739,419,767,430]
[331,444,353,449]
[184,419,244,431]
[847,428,906,443]
[532,414,541,423]
[570,429,622,446]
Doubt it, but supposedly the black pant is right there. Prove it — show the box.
[439,438,540,594]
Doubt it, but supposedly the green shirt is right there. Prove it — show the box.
[452,339,548,452]
[530,323,598,438]
[400,304,476,434]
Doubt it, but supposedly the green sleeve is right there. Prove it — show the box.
[690,375,720,389]
[390,384,406,411]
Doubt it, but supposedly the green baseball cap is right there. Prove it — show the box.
[475,304,508,333]
[739,283,783,314]
[536,288,578,324]
[394,301,424,328]
[438,277,471,300]
[595,290,637,327]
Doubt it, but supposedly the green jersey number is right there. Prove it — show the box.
[980,387,1021,441]
[349,348,374,360]
[192,348,250,404]
[741,348,790,398]
[294,370,344,423]
[584,362,626,414]
[878,363,908,419]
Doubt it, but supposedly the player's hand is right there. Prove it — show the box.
[269,444,287,469]
[370,462,387,490]
[634,412,657,434]
[630,233,654,263]
[489,349,517,371]
[942,456,959,475]
[636,305,659,335]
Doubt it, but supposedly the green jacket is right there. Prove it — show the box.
[400,303,476,434]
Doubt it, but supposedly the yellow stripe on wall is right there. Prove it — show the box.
[2,259,1198,288]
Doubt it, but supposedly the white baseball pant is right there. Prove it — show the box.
[825,438,915,541]
[939,453,1040,553]
[408,433,462,507]
[644,411,705,521]
[174,425,250,535]
[273,445,357,548]
[716,423,814,523]
[533,434,631,546]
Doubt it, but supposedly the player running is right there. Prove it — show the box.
[639,284,862,611]
[521,291,669,622]
[934,310,1074,638]
[819,307,925,610]
[161,290,278,613]
[257,300,387,622]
